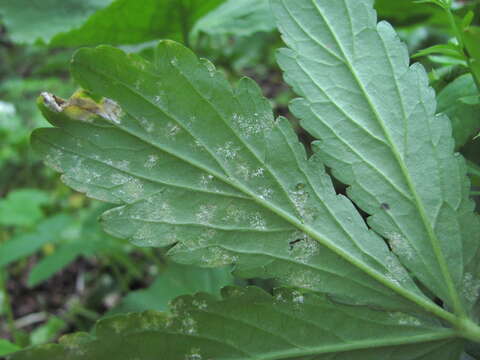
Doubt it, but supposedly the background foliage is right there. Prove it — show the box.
[0,0,479,358]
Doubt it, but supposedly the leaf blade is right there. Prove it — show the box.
[272,0,480,314]
[8,287,463,360]
[33,40,427,312]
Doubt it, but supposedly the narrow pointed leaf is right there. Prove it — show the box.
[33,40,427,312]
[272,0,480,313]
[8,287,463,360]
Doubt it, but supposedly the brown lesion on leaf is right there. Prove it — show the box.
[40,89,122,124]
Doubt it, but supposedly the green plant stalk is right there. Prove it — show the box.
[444,6,480,91]
[109,259,130,293]
[179,0,191,48]
[0,270,21,345]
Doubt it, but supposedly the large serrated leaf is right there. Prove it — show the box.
[8,287,463,360]
[33,39,432,312]
[272,0,480,315]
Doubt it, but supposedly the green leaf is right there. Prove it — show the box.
[0,0,224,47]
[463,26,480,87]
[0,189,49,227]
[109,262,233,315]
[27,242,82,287]
[8,287,464,360]
[30,317,67,346]
[437,74,480,148]
[191,0,275,40]
[49,0,225,47]
[34,41,426,313]
[413,43,466,60]
[0,339,21,357]
[272,0,479,315]
[0,214,73,267]
[0,0,112,44]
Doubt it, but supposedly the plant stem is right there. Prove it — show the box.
[0,270,20,344]
[459,318,480,343]
[444,5,480,92]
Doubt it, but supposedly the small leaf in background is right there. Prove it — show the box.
[191,0,275,40]
[0,339,21,357]
[0,0,226,47]
[413,43,466,60]
[0,214,73,267]
[437,74,480,148]
[0,0,112,44]
[0,189,49,227]
[27,242,83,287]
[108,263,233,315]
[463,26,480,86]
[29,316,66,346]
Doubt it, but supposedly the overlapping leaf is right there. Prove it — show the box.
[33,37,432,312]
[272,0,480,314]
[437,74,480,148]
[9,287,463,360]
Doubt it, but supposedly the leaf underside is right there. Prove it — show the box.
[273,0,480,314]
[16,0,480,358]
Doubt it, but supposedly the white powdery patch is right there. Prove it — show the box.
[185,348,202,360]
[387,232,415,261]
[288,232,320,264]
[139,116,155,133]
[222,205,248,224]
[258,186,274,200]
[44,148,64,172]
[204,60,216,78]
[216,141,241,160]
[116,160,130,171]
[384,254,411,285]
[166,121,181,137]
[192,299,208,311]
[291,290,305,305]
[289,184,310,221]
[180,314,197,335]
[144,154,159,169]
[100,98,123,124]
[132,224,155,246]
[248,212,267,230]
[252,167,265,177]
[196,204,217,224]
[119,178,144,202]
[462,272,480,304]
[201,247,238,266]
[231,112,274,138]
[199,174,214,187]
[284,269,322,291]
[389,312,422,326]
[235,162,252,181]
[110,173,133,185]
[150,201,174,222]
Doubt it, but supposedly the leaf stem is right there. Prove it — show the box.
[253,330,458,360]
[0,270,21,345]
